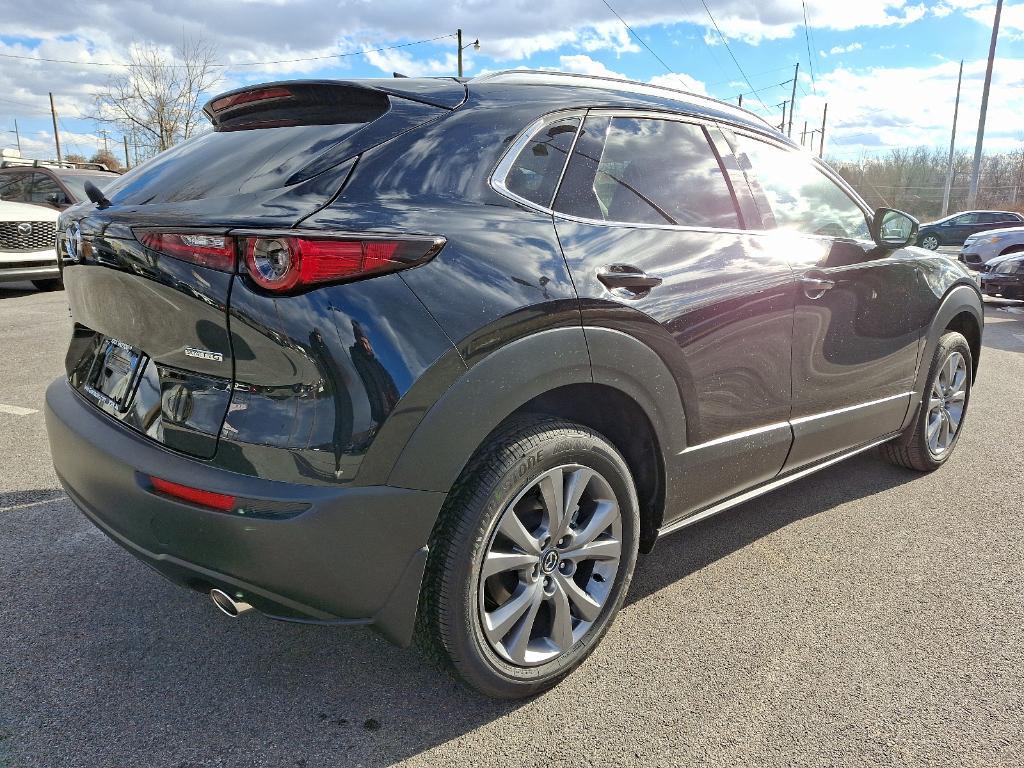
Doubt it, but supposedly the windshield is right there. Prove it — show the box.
[56,173,117,202]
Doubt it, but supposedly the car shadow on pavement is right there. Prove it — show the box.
[0,493,529,768]
[981,301,1024,355]
[626,453,921,607]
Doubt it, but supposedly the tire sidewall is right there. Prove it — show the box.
[444,424,640,697]
[917,333,972,467]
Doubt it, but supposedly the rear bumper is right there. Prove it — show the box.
[45,378,445,645]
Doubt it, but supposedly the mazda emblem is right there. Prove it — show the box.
[17,222,32,236]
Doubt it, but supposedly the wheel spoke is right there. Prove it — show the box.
[481,550,539,580]
[573,499,619,547]
[563,467,595,525]
[948,389,966,404]
[484,582,538,645]
[538,468,566,540]
[498,510,541,555]
[947,405,963,431]
[939,413,951,450]
[549,580,574,651]
[563,536,621,562]
[555,572,601,622]
[503,584,544,664]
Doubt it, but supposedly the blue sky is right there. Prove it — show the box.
[1,0,1022,162]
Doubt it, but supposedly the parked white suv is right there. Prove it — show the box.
[959,226,1024,272]
[0,200,61,291]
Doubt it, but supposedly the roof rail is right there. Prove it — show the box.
[0,158,115,172]
[470,69,774,129]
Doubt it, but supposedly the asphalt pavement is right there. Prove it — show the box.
[1,280,1022,768]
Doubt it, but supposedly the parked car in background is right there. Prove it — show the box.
[959,226,1024,271]
[0,159,119,211]
[0,199,61,290]
[916,210,1024,250]
[46,71,984,699]
[981,254,1024,300]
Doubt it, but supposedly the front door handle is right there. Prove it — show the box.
[597,265,663,293]
[800,275,836,300]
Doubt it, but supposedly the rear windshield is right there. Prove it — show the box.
[103,122,373,205]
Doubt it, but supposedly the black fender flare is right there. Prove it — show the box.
[902,282,983,430]
[386,325,688,494]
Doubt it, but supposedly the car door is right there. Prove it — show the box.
[946,213,979,244]
[549,111,796,520]
[730,133,925,471]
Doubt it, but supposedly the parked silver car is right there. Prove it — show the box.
[959,226,1024,271]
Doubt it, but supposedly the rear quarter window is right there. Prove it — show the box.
[502,117,580,208]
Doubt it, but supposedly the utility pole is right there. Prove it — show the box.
[738,93,743,107]
[12,119,21,153]
[456,29,479,78]
[942,60,964,217]
[123,135,131,170]
[819,103,828,158]
[49,92,62,165]
[98,129,109,153]
[801,120,808,147]
[457,28,463,78]
[788,62,799,137]
[968,0,1003,207]
[778,100,788,132]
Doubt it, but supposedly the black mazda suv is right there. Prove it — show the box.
[47,71,983,698]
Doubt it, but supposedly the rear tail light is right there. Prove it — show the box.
[136,229,443,290]
[241,235,444,292]
[209,86,293,113]
[149,476,236,512]
[137,231,236,272]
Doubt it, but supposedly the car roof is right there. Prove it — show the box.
[470,69,783,140]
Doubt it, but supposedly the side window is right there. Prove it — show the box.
[735,136,870,240]
[554,115,740,229]
[952,213,978,225]
[503,117,580,208]
[29,174,62,204]
[0,173,30,202]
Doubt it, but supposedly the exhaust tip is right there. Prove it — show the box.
[210,588,253,617]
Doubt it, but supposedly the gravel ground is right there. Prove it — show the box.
[1,282,1022,768]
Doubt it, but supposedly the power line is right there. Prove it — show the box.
[0,33,457,71]
[599,0,699,92]
[696,0,771,112]
[801,0,817,92]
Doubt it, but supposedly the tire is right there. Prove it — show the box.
[919,233,940,250]
[32,279,63,292]
[417,416,640,698]
[880,331,972,472]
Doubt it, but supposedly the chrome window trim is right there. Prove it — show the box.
[490,110,586,216]
[491,108,762,235]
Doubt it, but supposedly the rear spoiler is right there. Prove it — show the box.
[203,78,467,130]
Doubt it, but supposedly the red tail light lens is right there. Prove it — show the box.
[138,231,237,272]
[209,86,293,113]
[150,477,236,512]
[242,235,444,292]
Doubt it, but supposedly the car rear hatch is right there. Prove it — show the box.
[60,78,463,459]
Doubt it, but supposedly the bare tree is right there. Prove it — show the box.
[92,37,220,160]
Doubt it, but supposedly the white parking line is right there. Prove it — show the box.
[0,403,39,416]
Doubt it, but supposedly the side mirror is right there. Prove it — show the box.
[871,207,918,249]
[46,191,68,207]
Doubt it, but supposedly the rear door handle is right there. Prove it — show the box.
[800,275,836,299]
[597,265,663,292]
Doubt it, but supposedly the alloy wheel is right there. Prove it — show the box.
[926,351,968,456]
[921,235,940,250]
[478,464,622,667]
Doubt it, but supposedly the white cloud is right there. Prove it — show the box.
[648,72,708,95]
[792,57,1024,159]
[557,55,627,79]
[829,42,864,55]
